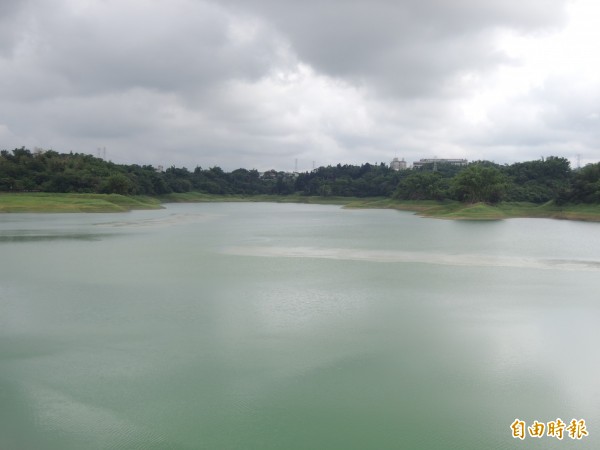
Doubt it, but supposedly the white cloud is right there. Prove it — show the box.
[452,0,600,165]
[3,0,600,170]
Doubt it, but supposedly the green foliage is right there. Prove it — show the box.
[1,147,599,206]
[568,163,600,203]
[503,156,572,203]
[393,172,449,200]
[452,165,507,204]
[101,174,133,195]
[295,163,401,197]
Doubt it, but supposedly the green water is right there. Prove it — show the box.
[1,203,598,449]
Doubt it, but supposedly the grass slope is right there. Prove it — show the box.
[3,191,600,222]
[0,193,162,213]
[161,193,600,221]
[158,192,356,205]
[325,198,600,221]
[353,199,600,221]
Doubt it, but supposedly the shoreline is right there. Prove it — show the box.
[0,192,162,213]
[160,193,600,222]
[2,192,600,222]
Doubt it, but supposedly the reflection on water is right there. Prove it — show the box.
[223,245,600,271]
[25,383,167,448]
[0,203,599,449]
[94,212,220,228]
[0,231,113,242]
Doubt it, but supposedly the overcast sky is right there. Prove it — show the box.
[1,0,599,171]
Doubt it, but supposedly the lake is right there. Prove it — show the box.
[1,202,599,449]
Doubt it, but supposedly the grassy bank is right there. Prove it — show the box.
[0,193,162,213]
[345,198,600,221]
[341,198,600,221]
[160,192,600,221]
[158,192,358,205]
[3,191,600,222]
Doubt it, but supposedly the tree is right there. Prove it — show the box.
[569,163,600,203]
[393,172,449,200]
[452,165,507,203]
[101,174,133,195]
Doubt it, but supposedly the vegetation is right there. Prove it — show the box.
[0,193,161,213]
[3,147,600,219]
[392,157,578,204]
[0,148,403,197]
[141,193,600,221]
[452,165,507,203]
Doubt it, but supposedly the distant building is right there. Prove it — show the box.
[412,158,467,169]
[390,157,407,171]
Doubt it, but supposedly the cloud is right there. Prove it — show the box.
[1,0,286,100]
[449,0,600,165]
[3,0,598,171]
[220,0,567,98]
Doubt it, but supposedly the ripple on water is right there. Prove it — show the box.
[222,245,600,272]
[25,383,168,449]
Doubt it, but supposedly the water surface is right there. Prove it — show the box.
[1,203,598,449]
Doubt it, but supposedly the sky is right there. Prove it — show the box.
[1,0,599,172]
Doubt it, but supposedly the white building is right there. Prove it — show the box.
[390,157,407,171]
[412,158,467,169]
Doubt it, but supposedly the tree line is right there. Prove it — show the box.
[2,147,600,204]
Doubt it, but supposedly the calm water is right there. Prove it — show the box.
[1,203,599,449]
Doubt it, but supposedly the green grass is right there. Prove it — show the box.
[532,202,600,221]
[344,198,600,221]
[159,193,600,221]
[4,191,600,222]
[0,193,162,213]
[380,200,600,221]
[158,192,358,205]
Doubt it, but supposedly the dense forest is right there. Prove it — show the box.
[2,147,600,204]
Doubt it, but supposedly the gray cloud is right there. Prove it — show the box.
[220,0,567,97]
[2,0,286,100]
[2,0,596,171]
[469,77,600,164]
[0,0,33,55]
